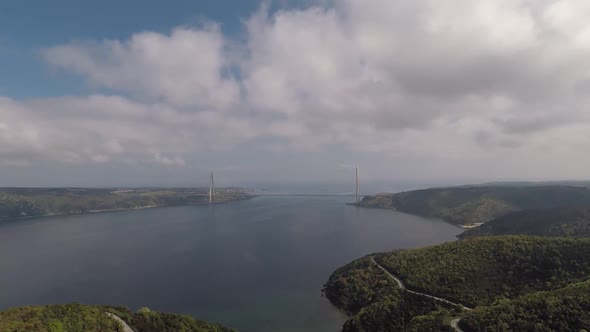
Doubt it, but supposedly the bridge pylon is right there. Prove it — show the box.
[355,166,360,203]
[209,171,216,204]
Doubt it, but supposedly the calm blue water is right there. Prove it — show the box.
[0,196,461,332]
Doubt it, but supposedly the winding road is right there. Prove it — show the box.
[106,313,134,332]
[451,318,464,332]
[370,256,472,331]
[103,258,471,332]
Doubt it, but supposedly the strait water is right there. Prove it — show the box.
[0,196,461,332]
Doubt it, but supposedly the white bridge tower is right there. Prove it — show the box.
[355,166,360,203]
[209,171,216,204]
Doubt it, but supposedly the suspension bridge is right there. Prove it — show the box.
[204,166,363,203]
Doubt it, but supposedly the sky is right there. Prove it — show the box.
[1,0,590,189]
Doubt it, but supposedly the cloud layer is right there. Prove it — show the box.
[3,0,590,184]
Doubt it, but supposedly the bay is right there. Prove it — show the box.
[0,196,461,332]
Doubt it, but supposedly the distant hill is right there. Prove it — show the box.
[0,187,251,222]
[324,236,590,331]
[359,185,590,225]
[0,303,234,332]
[476,180,590,188]
[459,207,590,239]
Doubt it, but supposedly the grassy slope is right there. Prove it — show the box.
[0,304,234,332]
[459,207,590,239]
[359,185,590,225]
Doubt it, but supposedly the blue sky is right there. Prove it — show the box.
[0,0,263,98]
[1,0,590,189]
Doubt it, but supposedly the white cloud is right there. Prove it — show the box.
[3,0,590,183]
[43,26,240,110]
[0,95,257,166]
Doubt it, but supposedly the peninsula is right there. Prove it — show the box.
[356,184,590,226]
[0,187,252,222]
[324,236,590,331]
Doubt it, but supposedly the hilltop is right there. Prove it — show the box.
[0,303,234,332]
[358,185,590,225]
[0,187,251,222]
[324,236,590,331]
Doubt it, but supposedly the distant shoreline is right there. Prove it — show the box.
[348,200,465,230]
[0,196,253,223]
[0,205,161,223]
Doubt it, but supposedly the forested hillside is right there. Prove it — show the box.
[0,188,250,221]
[459,207,590,238]
[324,236,590,331]
[461,280,590,331]
[0,304,234,332]
[323,257,460,332]
[0,304,120,332]
[359,185,590,225]
[375,236,590,307]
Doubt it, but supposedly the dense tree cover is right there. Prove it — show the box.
[0,304,123,332]
[323,256,400,314]
[375,236,590,307]
[126,307,234,332]
[0,304,235,332]
[404,309,456,332]
[461,280,590,331]
[341,296,457,332]
[0,188,250,221]
[323,257,460,331]
[326,236,590,331]
[359,185,590,225]
[459,207,590,238]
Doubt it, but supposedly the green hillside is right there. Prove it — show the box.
[324,236,590,331]
[359,185,590,225]
[375,236,590,307]
[459,207,590,239]
[323,256,459,332]
[0,304,234,332]
[0,304,120,332]
[0,188,250,222]
[461,280,590,331]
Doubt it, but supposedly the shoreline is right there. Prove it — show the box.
[0,196,254,223]
[350,201,465,230]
